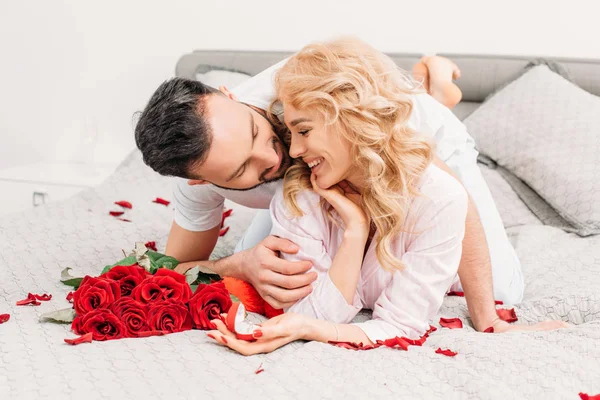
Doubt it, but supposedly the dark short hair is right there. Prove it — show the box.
[134,78,218,179]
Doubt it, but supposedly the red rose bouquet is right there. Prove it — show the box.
[41,242,239,344]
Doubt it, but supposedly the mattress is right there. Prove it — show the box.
[1,150,600,399]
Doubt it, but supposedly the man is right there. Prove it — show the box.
[135,54,533,333]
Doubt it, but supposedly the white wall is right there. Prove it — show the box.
[1,0,599,171]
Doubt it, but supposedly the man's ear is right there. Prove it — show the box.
[187,179,210,186]
[219,85,239,101]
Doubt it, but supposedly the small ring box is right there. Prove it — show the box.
[225,303,258,341]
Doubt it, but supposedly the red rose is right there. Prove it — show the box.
[188,282,232,330]
[111,297,149,337]
[131,268,192,304]
[147,300,192,333]
[73,276,121,316]
[72,308,126,341]
[102,264,149,296]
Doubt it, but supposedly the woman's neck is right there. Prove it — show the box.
[344,169,368,193]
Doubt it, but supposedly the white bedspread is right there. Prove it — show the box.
[1,151,599,399]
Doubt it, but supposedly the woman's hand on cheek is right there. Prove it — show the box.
[206,312,314,356]
[310,173,370,238]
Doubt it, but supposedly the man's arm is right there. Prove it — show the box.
[166,221,257,280]
[166,221,220,263]
[167,220,317,308]
[432,155,500,331]
[166,221,227,274]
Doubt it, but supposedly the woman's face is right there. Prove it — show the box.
[283,101,354,189]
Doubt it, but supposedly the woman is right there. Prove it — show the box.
[205,38,559,355]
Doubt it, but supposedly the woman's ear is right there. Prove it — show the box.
[219,86,239,101]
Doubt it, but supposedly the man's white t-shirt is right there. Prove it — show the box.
[172,58,477,233]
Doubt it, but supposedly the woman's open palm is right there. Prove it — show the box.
[206,312,311,356]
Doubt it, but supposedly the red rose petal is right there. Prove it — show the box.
[496,308,518,323]
[16,294,41,306]
[328,341,382,351]
[32,293,52,301]
[66,292,74,303]
[0,314,10,324]
[117,218,132,222]
[447,291,465,297]
[145,241,158,251]
[378,337,400,348]
[153,197,170,206]
[439,317,463,329]
[495,300,504,305]
[221,209,233,227]
[137,330,168,338]
[380,337,410,351]
[115,201,132,209]
[484,326,494,333]
[435,348,458,357]
[579,393,600,400]
[255,362,264,374]
[219,226,230,237]
[109,211,124,217]
[330,326,436,352]
[401,336,427,346]
[64,332,93,345]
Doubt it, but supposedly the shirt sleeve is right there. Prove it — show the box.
[172,178,225,232]
[410,93,476,162]
[269,187,362,324]
[230,58,290,116]
[352,185,469,342]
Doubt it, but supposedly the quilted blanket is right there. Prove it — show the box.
[1,151,599,399]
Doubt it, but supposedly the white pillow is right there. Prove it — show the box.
[196,69,251,90]
[464,65,600,236]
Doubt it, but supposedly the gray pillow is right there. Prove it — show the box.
[464,65,600,236]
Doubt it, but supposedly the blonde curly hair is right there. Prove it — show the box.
[273,37,434,272]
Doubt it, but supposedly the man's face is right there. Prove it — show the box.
[189,92,292,190]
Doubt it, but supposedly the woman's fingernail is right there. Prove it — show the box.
[207,333,216,340]
[253,330,263,338]
[221,336,228,344]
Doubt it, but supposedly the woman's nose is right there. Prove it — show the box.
[289,135,306,159]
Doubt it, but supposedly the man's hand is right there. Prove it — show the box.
[238,235,317,309]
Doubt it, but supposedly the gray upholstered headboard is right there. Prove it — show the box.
[175,50,600,120]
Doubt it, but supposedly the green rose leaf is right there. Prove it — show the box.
[60,267,84,289]
[195,272,221,285]
[101,255,138,275]
[151,254,179,270]
[100,243,182,276]
[185,266,200,285]
[39,307,76,324]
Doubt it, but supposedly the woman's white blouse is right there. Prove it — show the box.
[269,165,468,342]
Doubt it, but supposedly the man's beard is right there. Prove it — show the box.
[211,135,293,192]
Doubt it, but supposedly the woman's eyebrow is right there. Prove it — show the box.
[289,117,311,127]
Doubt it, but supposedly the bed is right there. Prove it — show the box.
[1,51,599,399]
